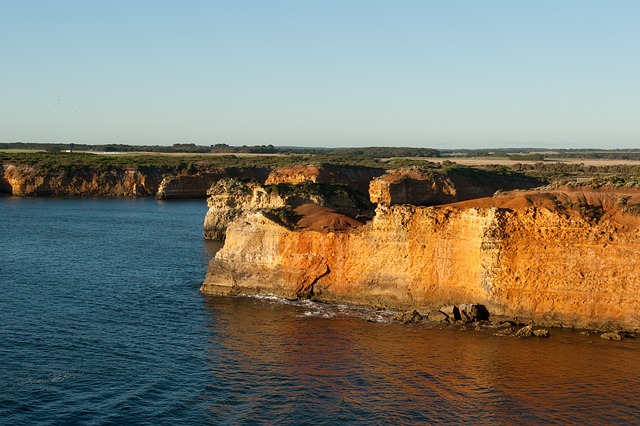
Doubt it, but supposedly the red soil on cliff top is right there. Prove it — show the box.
[294,204,363,232]
[446,186,640,228]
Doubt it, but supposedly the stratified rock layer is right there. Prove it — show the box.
[202,188,640,330]
[204,179,290,240]
[1,164,161,196]
[0,163,269,198]
[369,168,544,206]
[156,168,269,199]
[265,164,384,194]
[156,174,219,199]
[369,169,457,205]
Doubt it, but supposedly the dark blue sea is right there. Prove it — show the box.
[1,197,639,425]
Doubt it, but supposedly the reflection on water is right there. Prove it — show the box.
[202,295,640,424]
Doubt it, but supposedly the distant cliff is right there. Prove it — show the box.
[202,187,640,330]
[265,164,385,194]
[0,164,162,196]
[369,167,543,206]
[156,168,269,199]
[0,163,269,198]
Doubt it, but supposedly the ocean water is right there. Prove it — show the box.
[1,197,639,425]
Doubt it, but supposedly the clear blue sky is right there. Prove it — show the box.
[1,0,638,149]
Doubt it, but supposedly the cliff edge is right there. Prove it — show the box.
[202,187,640,330]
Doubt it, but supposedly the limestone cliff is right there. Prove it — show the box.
[369,167,544,206]
[203,179,372,240]
[156,167,269,199]
[156,174,219,199]
[1,164,161,196]
[265,164,385,194]
[204,179,290,240]
[202,187,640,330]
[369,169,458,205]
[0,163,269,198]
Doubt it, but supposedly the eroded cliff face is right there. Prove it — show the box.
[265,164,385,194]
[203,179,372,239]
[369,168,544,206]
[202,188,640,330]
[0,163,270,198]
[369,169,458,205]
[156,167,269,199]
[1,164,161,196]
[204,179,291,240]
[156,174,219,199]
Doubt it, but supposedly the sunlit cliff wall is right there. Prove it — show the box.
[0,163,269,198]
[1,164,161,196]
[202,192,640,330]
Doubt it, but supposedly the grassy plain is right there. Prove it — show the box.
[3,150,640,187]
[419,157,640,167]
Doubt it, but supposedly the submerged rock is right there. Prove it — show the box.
[395,310,423,324]
[427,310,449,322]
[533,329,550,338]
[601,332,623,341]
[515,325,534,338]
[493,327,515,337]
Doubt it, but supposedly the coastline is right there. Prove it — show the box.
[202,190,640,333]
[4,154,640,334]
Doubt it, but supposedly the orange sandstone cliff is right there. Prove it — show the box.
[1,164,161,196]
[202,187,640,330]
[265,164,385,194]
[0,163,269,198]
[369,167,543,206]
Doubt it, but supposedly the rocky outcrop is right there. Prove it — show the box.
[202,187,640,330]
[156,167,269,199]
[265,164,385,194]
[203,179,373,240]
[369,169,458,205]
[492,325,550,338]
[202,164,387,239]
[369,168,544,206]
[394,310,423,324]
[156,174,219,199]
[204,179,291,240]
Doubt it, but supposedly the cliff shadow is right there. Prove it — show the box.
[0,174,11,195]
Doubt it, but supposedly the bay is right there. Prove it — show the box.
[1,198,638,424]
